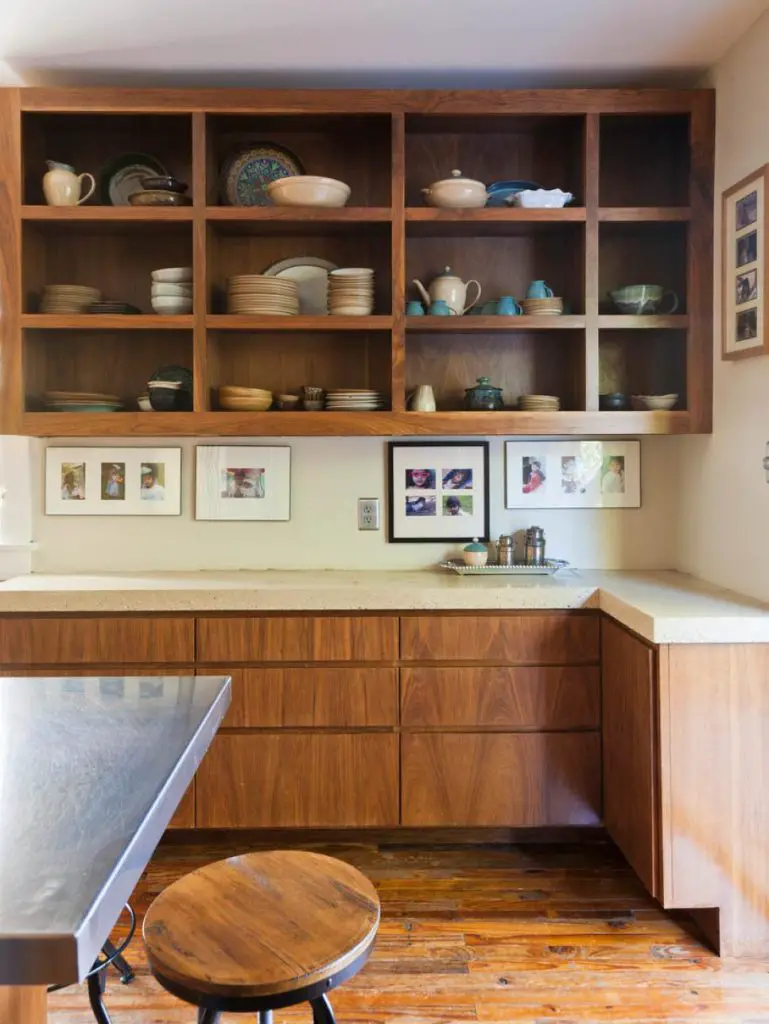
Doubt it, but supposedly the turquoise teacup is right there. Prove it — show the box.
[406,300,425,315]
[497,296,522,316]
[527,280,554,299]
[481,300,498,315]
[429,299,454,316]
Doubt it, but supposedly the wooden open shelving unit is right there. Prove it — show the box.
[0,88,714,436]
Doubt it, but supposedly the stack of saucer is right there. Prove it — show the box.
[521,297,564,316]
[518,394,561,412]
[40,284,101,314]
[325,388,384,410]
[43,390,122,412]
[226,275,299,316]
[328,268,375,315]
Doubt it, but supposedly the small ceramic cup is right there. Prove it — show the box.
[429,299,455,316]
[527,280,554,299]
[406,300,425,316]
[497,296,522,316]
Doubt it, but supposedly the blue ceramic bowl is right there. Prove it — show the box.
[486,180,541,207]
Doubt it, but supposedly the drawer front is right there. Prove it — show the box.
[197,616,398,663]
[196,733,399,828]
[402,732,601,827]
[216,667,398,728]
[401,666,600,729]
[0,617,194,665]
[400,614,599,664]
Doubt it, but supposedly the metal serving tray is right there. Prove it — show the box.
[440,559,569,577]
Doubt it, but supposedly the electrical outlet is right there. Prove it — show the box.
[358,498,380,530]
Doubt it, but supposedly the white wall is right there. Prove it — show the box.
[675,10,769,601]
[30,435,677,573]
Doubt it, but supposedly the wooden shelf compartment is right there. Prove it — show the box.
[22,206,194,223]
[599,329,687,409]
[207,207,392,232]
[21,112,193,206]
[22,220,193,316]
[406,207,587,236]
[207,220,391,314]
[599,114,690,208]
[405,328,588,413]
[599,221,688,314]
[22,328,193,413]
[22,314,194,330]
[407,315,586,331]
[207,329,394,411]
[205,114,393,207]
[207,315,392,331]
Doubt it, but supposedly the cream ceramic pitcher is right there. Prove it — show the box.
[413,267,482,316]
[43,161,96,206]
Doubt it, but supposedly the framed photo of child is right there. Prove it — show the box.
[723,163,769,360]
[505,441,641,509]
[46,447,182,515]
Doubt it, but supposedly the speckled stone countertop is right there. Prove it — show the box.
[0,569,767,644]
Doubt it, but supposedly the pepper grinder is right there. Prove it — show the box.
[524,526,546,566]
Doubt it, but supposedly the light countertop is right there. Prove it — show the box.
[0,569,767,644]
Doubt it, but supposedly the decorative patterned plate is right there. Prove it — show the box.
[100,153,168,205]
[219,144,303,207]
[263,256,338,314]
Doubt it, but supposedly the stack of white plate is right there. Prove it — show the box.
[226,275,300,316]
[328,268,375,315]
[152,267,192,314]
[40,285,101,313]
[325,389,384,410]
[518,394,561,412]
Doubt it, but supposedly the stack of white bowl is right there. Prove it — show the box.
[40,284,101,313]
[328,269,375,315]
[151,267,192,314]
[226,275,299,316]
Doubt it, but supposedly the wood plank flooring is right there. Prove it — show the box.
[48,835,769,1023]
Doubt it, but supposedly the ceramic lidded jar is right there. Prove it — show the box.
[422,169,488,209]
[42,161,96,206]
[463,539,489,567]
[464,376,504,411]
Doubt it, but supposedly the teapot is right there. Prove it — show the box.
[413,267,482,316]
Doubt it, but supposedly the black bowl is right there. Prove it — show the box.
[141,176,188,193]
[599,392,628,411]
[148,383,193,412]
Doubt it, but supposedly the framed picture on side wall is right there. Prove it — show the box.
[505,440,641,509]
[723,163,769,360]
[45,447,182,515]
[388,441,490,542]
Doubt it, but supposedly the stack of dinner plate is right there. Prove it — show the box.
[40,284,101,314]
[325,388,384,411]
[43,390,123,412]
[226,275,299,316]
[518,394,561,412]
[521,297,564,316]
[328,268,375,315]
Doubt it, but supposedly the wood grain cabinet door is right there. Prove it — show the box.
[197,616,398,663]
[0,616,193,665]
[196,733,399,828]
[602,619,659,898]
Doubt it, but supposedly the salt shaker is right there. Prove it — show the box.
[496,534,515,567]
[524,526,546,566]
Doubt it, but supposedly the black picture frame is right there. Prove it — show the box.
[387,440,490,543]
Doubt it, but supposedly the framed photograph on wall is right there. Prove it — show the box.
[723,163,769,360]
[195,446,291,521]
[45,447,182,515]
[505,440,641,509]
[388,441,489,542]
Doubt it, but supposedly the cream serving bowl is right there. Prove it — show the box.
[266,175,351,208]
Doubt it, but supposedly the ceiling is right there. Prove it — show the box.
[0,0,767,88]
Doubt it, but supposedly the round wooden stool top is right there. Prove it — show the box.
[142,850,380,1000]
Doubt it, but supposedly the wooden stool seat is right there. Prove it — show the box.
[142,850,379,1015]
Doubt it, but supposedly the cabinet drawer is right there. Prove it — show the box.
[0,617,193,665]
[196,733,398,828]
[400,614,599,664]
[402,732,601,826]
[197,616,398,663]
[402,667,600,728]
[217,667,397,728]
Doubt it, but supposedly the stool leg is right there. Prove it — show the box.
[86,971,112,1024]
[197,1009,220,1024]
[102,939,135,984]
[310,994,337,1024]
[258,1012,273,1024]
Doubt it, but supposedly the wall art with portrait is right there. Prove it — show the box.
[45,447,182,515]
[195,446,291,521]
[505,441,641,509]
[722,163,769,360]
[388,441,489,542]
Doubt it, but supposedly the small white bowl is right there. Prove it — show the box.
[635,393,679,411]
[151,296,193,315]
[151,283,192,298]
[137,395,152,412]
[509,188,574,209]
[151,267,192,284]
[266,175,351,208]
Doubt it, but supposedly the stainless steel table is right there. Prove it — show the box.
[0,674,231,1022]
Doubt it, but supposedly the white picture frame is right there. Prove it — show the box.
[722,163,769,360]
[505,440,641,509]
[45,447,181,516]
[195,446,291,521]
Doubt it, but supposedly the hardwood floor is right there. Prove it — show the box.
[49,835,769,1023]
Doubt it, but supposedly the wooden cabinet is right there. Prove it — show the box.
[197,615,398,663]
[401,666,600,729]
[167,783,196,829]
[402,732,601,827]
[601,619,659,897]
[219,667,397,728]
[400,614,599,664]
[0,616,193,665]
[196,733,399,828]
